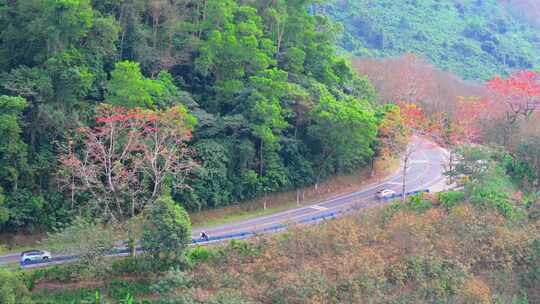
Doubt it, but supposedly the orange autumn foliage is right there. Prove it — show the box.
[451,96,490,144]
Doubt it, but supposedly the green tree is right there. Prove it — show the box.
[247,69,289,173]
[184,139,233,210]
[0,0,93,69]
[0,187,8,226]
[3,191,45,230]
[0,96,28,192]
[141,194,192,261]
[468,164,519,219]
[308,88,378,174]
[0,0,119,232]
[0,269,32,304]
[0,67,53,149]
[0,0,384,228]
[194,0,275,110]
[323,0,540,80]
[106,61,163,108]
[41,0,94,55]
[45,48,95,108]
[514,135,540,190]
[445,145,493,182]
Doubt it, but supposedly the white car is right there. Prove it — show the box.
[20,250,51,264]
[376,189,396,199]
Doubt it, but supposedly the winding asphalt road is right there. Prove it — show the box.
[0,136,448,267]
[192,136,447,238]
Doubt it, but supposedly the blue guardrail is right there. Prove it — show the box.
[21,189,429,268]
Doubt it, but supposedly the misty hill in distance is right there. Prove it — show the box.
[325,0,540,80]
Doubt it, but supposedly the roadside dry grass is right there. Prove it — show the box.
[29,196,540,304]
[186,201,539,303]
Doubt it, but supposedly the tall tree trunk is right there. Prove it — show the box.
[119,4,126,60]
[259,139,264,176]
[130,198,136,257]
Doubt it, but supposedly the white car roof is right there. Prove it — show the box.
[21,250,46,255]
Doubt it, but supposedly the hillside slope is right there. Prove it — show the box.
[325,0,540,80]
[28,199,540,303]
[0,0,382,232]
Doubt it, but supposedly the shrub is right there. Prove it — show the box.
[213,239,260,262]
[0,268,32,304]
[27,264,82,286]
[528,203,540,221]
[457,277,492,304]
[467,165,522,219]
[520,239,540,296]
[31,288,97,304]
[379,202,405,226]
[106,278,151,301]
[407,194,433,213]
[438,191,466,209]
[226,239,258,256]
[511,295,530,304]
[404,256,467,300]
[112,257,142,275]
[151,268,193,296]
[186,246,214,267]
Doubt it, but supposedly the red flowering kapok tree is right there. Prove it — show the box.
[377,105,408,160]
[398,102,443,145]
[59,105,196,223]
[487,70,540,145]
[451,96,489,144]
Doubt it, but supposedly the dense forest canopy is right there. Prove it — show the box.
[1,0,539,236]
[324,0,540,80]
[0,0,384,231]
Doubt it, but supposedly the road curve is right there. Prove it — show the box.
[192,136,447,239]
[0,136,447,267]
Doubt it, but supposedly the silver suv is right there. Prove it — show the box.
[376,189,396,199]
[20,250,51,264]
